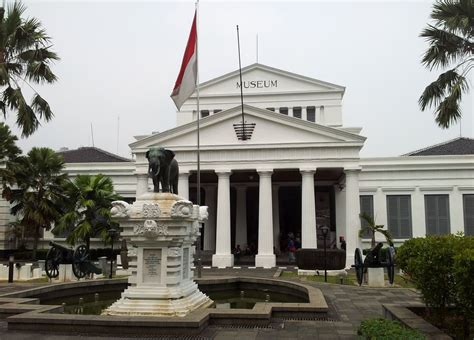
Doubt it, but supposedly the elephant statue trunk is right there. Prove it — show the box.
[145,147,179,194]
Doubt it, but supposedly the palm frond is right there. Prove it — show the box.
[31,93,53,121]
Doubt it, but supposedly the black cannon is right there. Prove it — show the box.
[351,242,395,286]
[45,241,102,279]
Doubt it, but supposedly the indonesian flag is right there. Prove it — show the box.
[171,11,197,110]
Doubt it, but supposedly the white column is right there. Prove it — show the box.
[334,184,346,248]
[255,169,276,268]
[235,186,247,248]
[289,107,294,117]
[203,185,217,251]
[345,169,361,266]
[177,171,189,200]
[212,171,234,268]
[301,169,317,248]
[272,185,280,253]
[136,173,149,197]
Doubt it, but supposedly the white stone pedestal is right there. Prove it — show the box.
[367,267,385,287]
[104,192,213,317]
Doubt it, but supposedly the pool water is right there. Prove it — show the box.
[44,289,306,315]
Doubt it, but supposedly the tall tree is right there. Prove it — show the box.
[54,174,120,249]
[2,147,66,260]
[419,0,473,128]
[0,1,59,137]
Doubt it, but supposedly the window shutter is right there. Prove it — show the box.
[387,196,400,238]
[425,195,450,235]
[464,195,474,236]
[359,196,374,238]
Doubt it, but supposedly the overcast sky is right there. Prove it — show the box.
[3,0,473,157]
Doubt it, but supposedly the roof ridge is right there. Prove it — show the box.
[403,137,463,156]
[403,137,474,156]
[57,146,132,162]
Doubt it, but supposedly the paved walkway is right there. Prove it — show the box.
[0,268,421,339]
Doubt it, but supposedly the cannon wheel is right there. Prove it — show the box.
[387,247,395,285]
[354,248,364,286]
[72,245,89,279]
[45,246,61,278]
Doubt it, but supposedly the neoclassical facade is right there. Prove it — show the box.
[1,63,473,268]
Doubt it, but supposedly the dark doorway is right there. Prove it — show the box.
[189,187,205,250]
[246,186,259,254]
[279,186,302,252]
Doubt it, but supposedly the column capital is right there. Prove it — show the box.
[257,168,273,176]
[300,168,316,174]
[215,169,232,177]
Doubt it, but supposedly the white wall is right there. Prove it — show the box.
[359,155,474,246]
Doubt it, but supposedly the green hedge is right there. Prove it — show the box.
[358,318,425,339]
[397,234,474,338]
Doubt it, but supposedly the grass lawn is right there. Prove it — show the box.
[280,270,416,288]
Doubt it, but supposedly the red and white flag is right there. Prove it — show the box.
[171,12,197,110]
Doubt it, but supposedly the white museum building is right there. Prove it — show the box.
[1,63,473,268]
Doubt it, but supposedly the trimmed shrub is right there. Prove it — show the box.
[397,234,474,336]
[358,318,425,339]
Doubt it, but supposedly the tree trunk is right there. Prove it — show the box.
[32,225,40,261]
[371,230,376,248]
[86,237,90,250]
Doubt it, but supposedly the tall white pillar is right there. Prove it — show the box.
[235,186,247,247]
[334,184,346,248]
[272,185,280,253]
[301,169,317,248]
[256,169,276,268]
[136,173,149,197]
[177,171,189,200]
[203,185,217,251]
[345,169,361,266]
[212,170,234,268]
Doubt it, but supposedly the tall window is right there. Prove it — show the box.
[464,194,474,236]
[387,195,412,238]
[279,107,288,115]
[266,107,275,112]
[293,107,302,118]
[425,195,450,235]
[200,110,209,118]
[307,106,316,122]
[213,109,222,114]
[360,195,374,238]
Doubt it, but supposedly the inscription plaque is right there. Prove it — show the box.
[143,249,162,283]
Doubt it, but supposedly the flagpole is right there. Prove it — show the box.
[195,0,202,278]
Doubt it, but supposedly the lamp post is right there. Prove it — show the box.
[108,228,118,279]
[320,225,330,283]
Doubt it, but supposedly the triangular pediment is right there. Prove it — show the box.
[130,105,365,152]
[196,63,345,97]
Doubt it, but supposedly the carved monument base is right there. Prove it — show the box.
[104,192,213,317]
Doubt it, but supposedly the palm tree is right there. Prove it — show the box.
[0,122,20,161]
[54,174,120,249]
[2,147,67,260]
[0,1,59,137]
[358,212,393,248]
[419,0,473,128]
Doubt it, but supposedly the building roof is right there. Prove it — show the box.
[405,137,474,156]
[57,147,132,163]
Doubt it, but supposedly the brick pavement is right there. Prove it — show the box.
[0,267,421,339]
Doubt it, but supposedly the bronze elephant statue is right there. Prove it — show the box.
[145,147,179,194]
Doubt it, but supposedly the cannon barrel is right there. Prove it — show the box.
[48,241,72,252]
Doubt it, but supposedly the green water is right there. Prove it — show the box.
[44,289,306,315]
